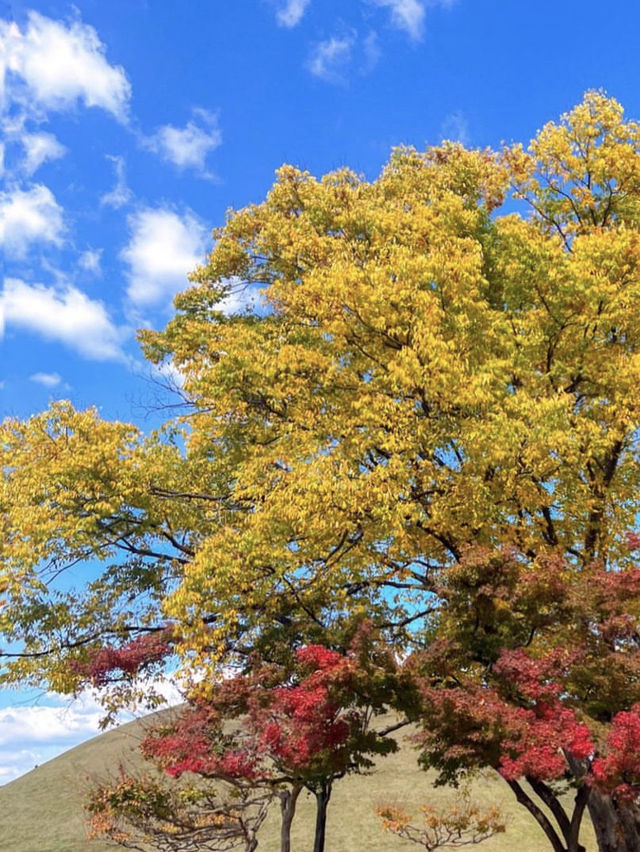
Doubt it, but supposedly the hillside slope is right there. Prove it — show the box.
[0,713,596,851]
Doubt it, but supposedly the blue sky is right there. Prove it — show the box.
[1,0,640,782]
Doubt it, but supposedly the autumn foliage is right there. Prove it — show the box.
[6,93,640,850]
[73,632,173,687]
[377,799,505,850]
[405,545,640,851]
[86,768,273,851]
[89,624,403,851]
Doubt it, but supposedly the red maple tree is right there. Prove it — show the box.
[86,623,403,852]
[405,546,640,852]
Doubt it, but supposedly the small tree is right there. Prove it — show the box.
[140,625,402,852]
[377,798,505,850]
[87,769,272,852]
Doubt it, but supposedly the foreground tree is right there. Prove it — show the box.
[405,545,640,852]
[87,627,402,852]
[87,771,273,852]
[3,92,640,848]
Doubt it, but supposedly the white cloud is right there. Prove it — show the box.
[0,278,125,361]
[0,748,45,782]
[150,358,187,391]
[274,0,311,27]
[121,207,208,307]
[79,248,103,275]
[0,693,104,782]
[0,184,64,258]
[144,109,221,174]
[0,682,183,782]
[29,371,62,387]
[216,278,261,315]
[100,154,132,209]
[19,131,66,175]
[0,694,102,743]
[1,12,131,119]
[307,35,354,83]
[371,0,426,41]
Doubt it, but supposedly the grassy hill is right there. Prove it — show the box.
[0,713,596,852]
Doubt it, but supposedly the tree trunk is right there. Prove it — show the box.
[312,782,332,852]
[588,790,640,852]
[279,785,301,852]
[506,779,567,852]
[526,776,587,852]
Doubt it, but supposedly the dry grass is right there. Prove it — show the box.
[0,713,596,851]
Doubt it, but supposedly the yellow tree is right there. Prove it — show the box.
[3,92,640,849]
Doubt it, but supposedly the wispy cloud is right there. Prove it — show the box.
[19,131,66,176]
[0,184,64,258]
[78,248,103,275]
[0,692,108,782]
[121,207,208,308]
[0,11,131,120]
[29,371,62,387]
[440,109,469,145]
[273,0,311,28]
[100,154,132,209]
[0,278,125,361]
[362,30,382,73]
[307,35,355,84]
[143,108,221,175]
[371,0,426,41]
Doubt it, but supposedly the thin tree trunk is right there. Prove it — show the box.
[279,785,301,852]
[588,789,640,852]
[526,776,587,852]
[528,777,573,842]
[506,779,567,852]
[312,782,332,852]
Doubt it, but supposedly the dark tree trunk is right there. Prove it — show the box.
[312,782,332,852]
[279,785,301,852]
[507,779,567,852]
[588,790,640,852]
[568,785,589,852]
[526,776,587,852]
